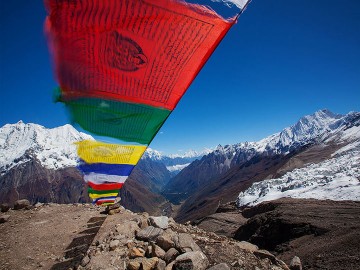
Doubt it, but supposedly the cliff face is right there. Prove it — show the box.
[240,199,360,270]
[0,158,172,216]
[0,159,89,205]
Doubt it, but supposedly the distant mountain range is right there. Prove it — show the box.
[0,121,207,176]
[1,109,359,221]
[0,121,207,213]
[164,109,360,222]
[143,148,212,175]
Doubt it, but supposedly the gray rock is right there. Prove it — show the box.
[173,251,209,270]
[151,243,166,259]
[207,263,230,270]
[131,216,149,229]
[156,231,175,251]
[34,202,43,208]
[136,226,163,241]
[0,215,10,223]
[290,256,302,270]
[174,233,201,253]
[235,241,258,252]
[0,203,10,213]
[155,258,166,270]
[149,216,169,229]
[115,221,140,238]
[14,199,31,210]
[164,248,179,264]
[109,240,120,251]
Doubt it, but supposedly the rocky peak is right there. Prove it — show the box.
[0,121,93,172]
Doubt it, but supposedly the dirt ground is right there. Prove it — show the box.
[0,204,107,270]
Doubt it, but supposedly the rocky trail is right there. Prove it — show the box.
[2,198,359,270]
[1,201,291,270]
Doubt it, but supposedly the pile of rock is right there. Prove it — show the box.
[79,206,290,270]
[128,216,210,270]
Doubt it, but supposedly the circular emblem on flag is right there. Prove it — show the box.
[106,31,148,72]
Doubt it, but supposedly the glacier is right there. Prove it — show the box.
[237,125,360,207]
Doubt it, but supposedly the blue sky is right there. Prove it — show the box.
[0,0,359,154]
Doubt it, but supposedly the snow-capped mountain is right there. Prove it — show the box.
[237,125,360,207]
[167,109,360,222]
[212,109,357,167]
[0,121,173,209]
[143,147,212,174]
[0,121,93,174]
[0,121,209,177]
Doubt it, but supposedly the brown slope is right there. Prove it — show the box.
[175,152,295,223]
[119,158,172,215]
[175,135,350,224]
[119,176,170,216]
[234,198,360,270]
[162,148,258,204]
[0,158,171,215]
[0,160,89,205]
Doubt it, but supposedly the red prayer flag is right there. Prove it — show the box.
[45,0,234,110]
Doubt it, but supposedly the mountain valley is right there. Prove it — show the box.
[1,109,359,220]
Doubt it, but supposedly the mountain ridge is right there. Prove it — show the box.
[1,109,359,220]
[165,110,360,222]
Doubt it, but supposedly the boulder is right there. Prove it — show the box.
[156,231,175,251]
[0,215,10,223]
[290,256,302,270]
[34,202,44,208]
[235,241,259,252]
[151,243,166,259]
[173,251,209,270]
[149,216,169,229]
[131,216,149,229]
[207,263,230,270]
[0,203,10,213]
[174,233,201,253]
[109,240,120,251]
[155,259,166,270]
[115,221,140,238]
[136,226,163,242]
[13,199,31,210]
[128,259,141,270]
[164,248,179,264]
